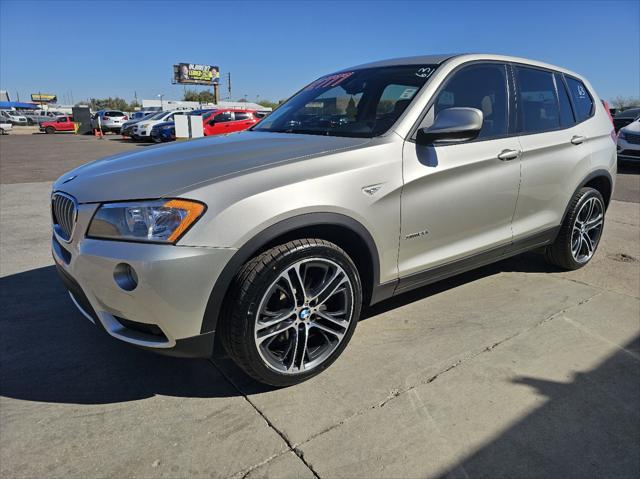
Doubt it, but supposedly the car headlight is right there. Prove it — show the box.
[88,199,205,243]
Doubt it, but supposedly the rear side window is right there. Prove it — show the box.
[433,63,509,140]
[216,112,233,122]
[554,73,575,128]
[234,112,251,121]
[565,77,594,122]
[516,66,560,133]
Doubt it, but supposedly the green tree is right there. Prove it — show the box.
[183,89,216,104]
[255,99,280,110]
[80,97,143,111]
[86,97,131,111]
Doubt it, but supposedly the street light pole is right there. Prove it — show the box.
[158,94,164,110]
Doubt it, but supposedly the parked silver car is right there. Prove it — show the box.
[91,110,128,133]
[51,54,616,386]
[0,110,28,125]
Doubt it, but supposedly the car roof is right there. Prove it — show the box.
[337,54,459,72]
[334,53,587,79]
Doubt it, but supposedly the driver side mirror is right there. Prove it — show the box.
[416,107,483,145]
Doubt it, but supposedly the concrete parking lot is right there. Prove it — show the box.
[1,134,639,478]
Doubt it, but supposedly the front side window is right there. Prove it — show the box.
[253,65,439,138]
[565,77,594,122]
[516,66,560,133]
[432,63,508,140]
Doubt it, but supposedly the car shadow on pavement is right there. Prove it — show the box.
[618,161,640,175]
[106,137,154,147]
[0,252,575,405]
[436,334,640,479]
[0,265,240,404]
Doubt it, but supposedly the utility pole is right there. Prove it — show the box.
[227,72,231,99]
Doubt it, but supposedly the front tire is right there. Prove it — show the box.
[219,239,362,387]
[545,187,605,270]
[45,126,55,134]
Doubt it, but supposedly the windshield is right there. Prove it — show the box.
[145,111,167,121]
[253,64,439,137]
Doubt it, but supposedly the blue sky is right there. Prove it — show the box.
[1,0,638,104]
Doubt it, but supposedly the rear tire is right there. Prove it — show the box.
[219,239,362,387]
[545,187,605,270]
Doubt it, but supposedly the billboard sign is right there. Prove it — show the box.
[31,93,57,103]
[173,64,219,85]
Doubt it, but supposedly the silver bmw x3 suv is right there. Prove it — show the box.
[52,54,616,386]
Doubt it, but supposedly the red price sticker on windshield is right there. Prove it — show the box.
[304,72,354,90]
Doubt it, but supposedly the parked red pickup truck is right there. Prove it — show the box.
[40,116,75,134]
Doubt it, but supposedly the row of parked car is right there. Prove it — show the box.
[119,108,264,142]
[0,109,67,126]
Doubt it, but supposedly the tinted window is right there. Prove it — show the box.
[565,77,593,122]
[434,63,508,139]
[234,112,251,121]
[516,66,560,133]
[554,73,575,127]
[216,112,233,122]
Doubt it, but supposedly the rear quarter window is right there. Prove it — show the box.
[565,77,594,122]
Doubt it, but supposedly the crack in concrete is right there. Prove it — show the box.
[210,360,321,479]
[289,291,604,451]
[559,275,640,300]
[218,291,604,477]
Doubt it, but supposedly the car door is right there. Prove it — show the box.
[208,111,234,135]
[511,66,592,240]
[229,111,255,132]
[398,62,521,289]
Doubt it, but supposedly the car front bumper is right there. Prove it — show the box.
[51,202,236,357]
[617,137,640,161]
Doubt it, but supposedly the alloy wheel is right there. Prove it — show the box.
[254,258,354,374]
[571,196,604,263]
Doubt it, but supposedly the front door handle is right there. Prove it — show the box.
[571,135,586,145]
[497,149,520,161]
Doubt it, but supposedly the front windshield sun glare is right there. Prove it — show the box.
[253,64,439,138]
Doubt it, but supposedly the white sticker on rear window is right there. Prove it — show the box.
[415,67,435,78]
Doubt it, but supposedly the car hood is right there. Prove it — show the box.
[53,131,371,203]
[621,119,640,133]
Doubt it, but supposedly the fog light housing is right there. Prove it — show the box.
[113,263,138,291]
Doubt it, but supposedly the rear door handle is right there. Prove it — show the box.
[571,135,587,145]
[497,149,520,161]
